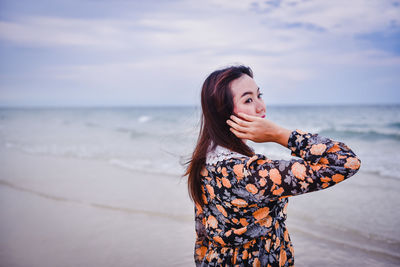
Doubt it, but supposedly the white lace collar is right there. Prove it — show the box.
[206,144,248,165]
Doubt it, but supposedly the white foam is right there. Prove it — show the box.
[108,158,183,176]
[138,116,151,123]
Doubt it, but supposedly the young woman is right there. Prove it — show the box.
[185,65,361,266]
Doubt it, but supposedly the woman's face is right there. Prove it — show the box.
[230,74,266,118]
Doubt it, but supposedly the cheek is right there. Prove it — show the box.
[233,102,250,115]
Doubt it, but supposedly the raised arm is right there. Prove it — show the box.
[227,114,361,202]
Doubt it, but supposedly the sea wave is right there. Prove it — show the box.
[319,127,400,141]
[5,139,399,179]
[108,158,183,177]
[387,122,400,129]
[138,115,151,123]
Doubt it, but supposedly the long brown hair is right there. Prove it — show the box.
[184,65,255,206]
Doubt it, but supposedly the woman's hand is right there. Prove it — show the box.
[226,113,292,147]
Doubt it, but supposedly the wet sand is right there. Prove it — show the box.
[0,147,399,267]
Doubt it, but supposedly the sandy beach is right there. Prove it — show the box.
[1,146,399,267]
[0,146,195,267]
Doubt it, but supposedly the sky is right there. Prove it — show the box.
[0,0,399,107]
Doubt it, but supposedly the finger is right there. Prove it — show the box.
[230,115,251,127]
[226,119,248,133]
[230,127,248,139]
[237,112,260,122]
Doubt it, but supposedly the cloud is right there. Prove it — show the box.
[0,17,138,48]
[252,0,400,35]
[1,0,399,57]
[0,0,399,106]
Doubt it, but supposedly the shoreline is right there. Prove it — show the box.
[1,147,399,266]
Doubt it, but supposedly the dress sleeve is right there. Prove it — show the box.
[240,129,361,202]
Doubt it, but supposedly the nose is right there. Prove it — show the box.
[256,99,265,114]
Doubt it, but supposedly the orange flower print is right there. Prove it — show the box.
[257,159,266,165]
[344,157,361,170]
[269,168,282,184]
[233,227,247,235]
[284,229,289,242]
[252,207,270,220]
[291,162,306,180]
[327,144,340,153]
[202,194,208,204]
[216,204,228,217]
[240,218,249,226]
[274,235,280,248]
[259,216,272,228]
[216,179,222,188]
[233,164,244,180]
[253,258,261,267]
[206,250,218,262]
[221,167,229,177]
[207,215,218,229]
[332,173,344,183]
[206,184,215,199]
[320,176,331,182]
[222,177,231,188]
[231,198,248,207]
[196,246,207,259]
[246,184,258,194]
[310,164,321,171]
[279,248,287,267]
[310,143,327,155]
[213,236,226,246]
[272,187,284,195]
[319,157,329,164]
[242,249,249,260]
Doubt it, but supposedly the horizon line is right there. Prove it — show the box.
[0,102,399,109]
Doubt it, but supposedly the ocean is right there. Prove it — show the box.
[0,104,399,266]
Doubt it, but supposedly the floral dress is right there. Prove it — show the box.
[194,129,361,266]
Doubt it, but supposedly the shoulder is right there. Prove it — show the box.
[204,146,272,178]
[205,145,249,165]
[205,144,274,167]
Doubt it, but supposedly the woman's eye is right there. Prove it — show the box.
[258,93,263,98]
[245,98,253,103]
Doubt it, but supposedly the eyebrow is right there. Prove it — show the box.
[240,87,260,98]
